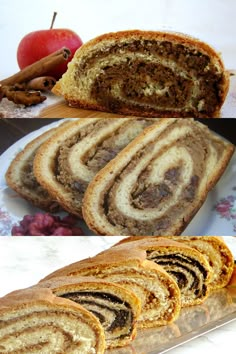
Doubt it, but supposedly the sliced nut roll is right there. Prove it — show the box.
[34,117,156,218]
[52,30,229,118]
[40,247,181,329]
[83,118,235,236]
[112,237,212,306]
[0,287,105,354]
[5,126,65,212]
[165,236,234,290]
[37,276,141,348]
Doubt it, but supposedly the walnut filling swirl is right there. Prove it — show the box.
[71,37,226,117]
[90,119,227,236]
[0,305,100,353]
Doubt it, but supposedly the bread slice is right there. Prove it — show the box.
[52,30,229,118]
[40,246,181,329]
[5,126,65,212]
[111,237,212,306]
[165,236,234,290]
[37,275,141,348]
[116,236,234,290]
[82,118,235,236]
[0,287,105,353]
[34,117,156,218]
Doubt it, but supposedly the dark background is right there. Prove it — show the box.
[0,118,235,155]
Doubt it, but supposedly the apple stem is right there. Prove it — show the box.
[50,12,57,29]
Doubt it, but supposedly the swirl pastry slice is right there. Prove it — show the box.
[40,247,181,329]
[5,126,63,212]
[34,117,156,217]
[112,237,212,306]
[83,118,235,236]
[0,287,105,354]
[52,30,229,118]
[37,276,141,348]
[166,236,234,290]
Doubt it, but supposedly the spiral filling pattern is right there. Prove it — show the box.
[85,119,230,236]
[71,36,226,117]
[74,264,180,328]
[0,305,99,353]
[61,291,133,342]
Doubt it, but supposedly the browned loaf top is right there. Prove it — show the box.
[0,287,105,353]
[52,30,229,118]
[82,118,235,236]
[40,246,181,329]
[34,117,156,218]
[37,275,141,348]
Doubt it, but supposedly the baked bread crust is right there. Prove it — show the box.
[5,127,61,212]
[109,237,212,306]
[115,236,234,290]
[34,117,156,218]
[82,118,235,236]
[40,246,181,329]
[0,287,105,353]
[52,30,229,118]
[37,275,141,348]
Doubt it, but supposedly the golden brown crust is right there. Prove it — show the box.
[72,30,227,64]
[40,246,162,281]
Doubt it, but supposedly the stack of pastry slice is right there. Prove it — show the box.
[115,236,235,291]
[40,246,181,329]
[0,236,234,351]
[33,117,156,218]
[5,118,234,237]
[111,237,213,306]
[0,287,105,354]
[36,275,141,348]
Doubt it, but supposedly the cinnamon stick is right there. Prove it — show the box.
[14,76,56,91]
[0,48,71,86]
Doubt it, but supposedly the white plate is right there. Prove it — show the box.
[0,120,236,236]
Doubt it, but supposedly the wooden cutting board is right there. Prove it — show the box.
[39,101,130,118]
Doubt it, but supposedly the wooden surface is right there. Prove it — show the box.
[39,101,132,119]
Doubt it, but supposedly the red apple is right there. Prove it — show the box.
[17,13,83,79]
